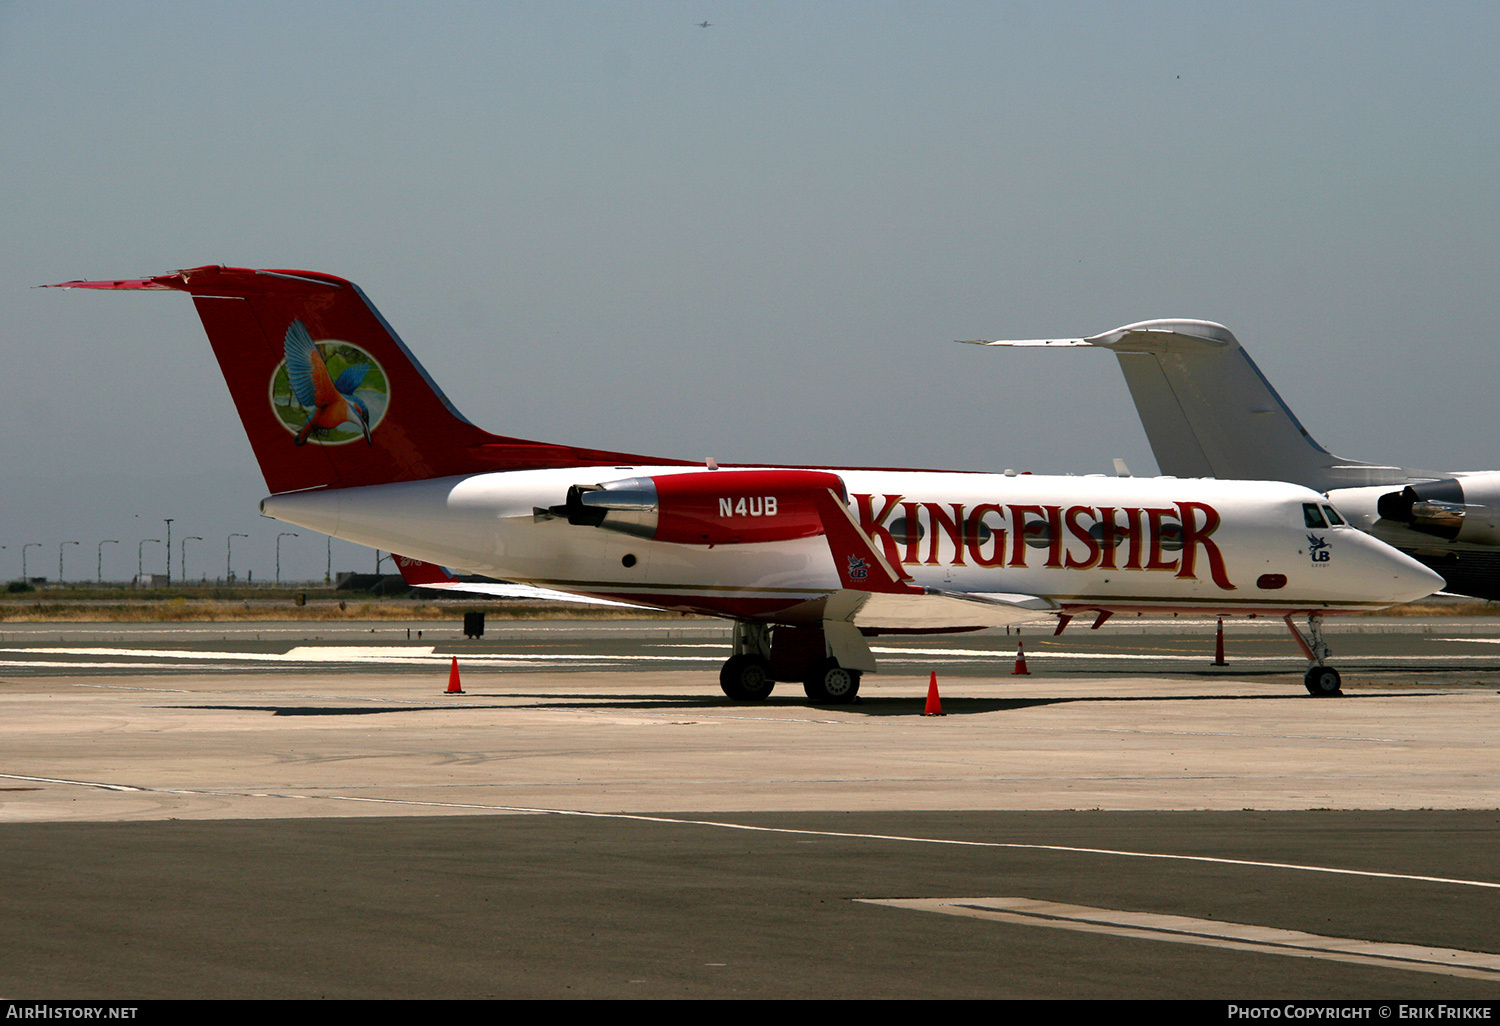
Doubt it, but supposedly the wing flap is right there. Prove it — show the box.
[826,588,1059,631]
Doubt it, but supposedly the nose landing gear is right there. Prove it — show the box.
[1303,664,1343,695]
[1285,613,1342,695]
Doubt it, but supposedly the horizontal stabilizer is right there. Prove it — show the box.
[958,337,1093,347]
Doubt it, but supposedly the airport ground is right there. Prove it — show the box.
[2,613,1498,999]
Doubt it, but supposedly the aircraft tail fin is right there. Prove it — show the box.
[391,554,458,587]
[967,320,1405,489]
[49,266,675,494]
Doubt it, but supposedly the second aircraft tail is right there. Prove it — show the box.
[966,319,1407,489]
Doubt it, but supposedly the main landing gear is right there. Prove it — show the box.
[802,658,861,704]
[719,653,775,701]
[1285,613,1342,696]
[718,621,864,705]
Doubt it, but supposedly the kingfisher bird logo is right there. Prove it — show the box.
[269,320,390,445]
[1308,534,1331,564]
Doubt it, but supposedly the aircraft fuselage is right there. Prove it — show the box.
[262,466,1439,626]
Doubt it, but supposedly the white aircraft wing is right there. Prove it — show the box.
[810,486,1061,631]
[392,555,653,610]
[824,587,1060,632]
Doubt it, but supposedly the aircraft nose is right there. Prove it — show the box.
[1387,551,1446,603]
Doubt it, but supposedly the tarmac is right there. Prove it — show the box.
[2,616,1498,998]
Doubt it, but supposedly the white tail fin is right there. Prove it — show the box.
[968,320,1408,489]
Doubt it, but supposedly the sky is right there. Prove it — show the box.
[2,2,1498,584]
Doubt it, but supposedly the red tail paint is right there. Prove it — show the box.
[54,266,681,494]
[391,554,458,587]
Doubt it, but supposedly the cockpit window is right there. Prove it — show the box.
[1303,503,1327,528]
[1322,505,1346,526]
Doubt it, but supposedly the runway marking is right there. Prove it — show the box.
[856,897,1500,981]
[0,659,655,672]
[665,642,1485,663]
[0,646,723,668]
[5,771,1497,892]
[7,644,1500,674]
[0,772,153,793]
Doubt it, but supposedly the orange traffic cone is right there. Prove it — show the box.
[923,671,945,716]
[1011,641,1030,675]
[1212,617,1228,666]
[446,656,465,694]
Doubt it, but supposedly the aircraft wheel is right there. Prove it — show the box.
[802,658,861,704]
[720,655,774,701]
[1304,666,1342,696]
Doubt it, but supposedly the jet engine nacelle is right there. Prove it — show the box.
[1333,473,1500,545]
[548,469,848,546]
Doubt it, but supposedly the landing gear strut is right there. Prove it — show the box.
[720,622,774,701]
[1285,614,1342,696]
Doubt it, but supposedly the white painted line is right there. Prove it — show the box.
[0,772,149,793]
[0,646,721,666]
[4,773,1497,892]
[857,897,1500,981]
[660,642,1500,663]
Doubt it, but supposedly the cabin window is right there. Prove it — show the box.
[1022,520,1052,549]
[1322,505,1346,526]
[1089,522,1124,548]
[1303,503,1327,528]
[1158,523,1184,551]
[888,517,925,545]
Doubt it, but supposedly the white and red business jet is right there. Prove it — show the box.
[50,267,1443,699]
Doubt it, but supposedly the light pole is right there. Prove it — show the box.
[98,540,119,583]
[226,533,248,582]
[181,537,202,582]
[138,539,160,584]
[276,533,299,585]
[163,519,173,585]
[59,541,79,584]
[22,543,40,583]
